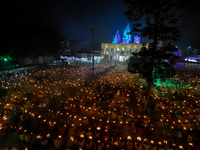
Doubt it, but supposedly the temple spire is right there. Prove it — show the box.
[123,24,131,44]
[134,33,141,44]
[112,30,121,44]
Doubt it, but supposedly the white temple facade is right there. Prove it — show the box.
[101,43,148,62]
[101,24,148,62]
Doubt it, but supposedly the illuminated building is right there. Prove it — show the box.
[101,43,148,62]
[185,55,200,63]
[101,24,148,62]
[60,50,102,64]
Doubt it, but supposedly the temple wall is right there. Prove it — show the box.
[101,43,148,57]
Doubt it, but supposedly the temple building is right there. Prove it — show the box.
[101,24,148,62]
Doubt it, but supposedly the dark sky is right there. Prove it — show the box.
[1,0,200,50]
[24,0,130,44]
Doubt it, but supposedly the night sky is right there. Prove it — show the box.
[1,0,200,51]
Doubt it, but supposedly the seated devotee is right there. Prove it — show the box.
[54,136,62,149]
[150,140,157,150]
[126,136,133,150]
[118,137,125,149]
[86,127,93,138]
[86,136,93,150]
[135,138,142,150]
[157,142,165,150]
[94,127,101,139]
[78,134,85,149]
[102,130,110,144]
[65,136,75,149]
[41,137,48,147]
[83,117,89,126]
[129,123,137,134]
[142,138,150,150]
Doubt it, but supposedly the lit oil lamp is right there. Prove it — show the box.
[137,136,141,141]
[127,136,132,140]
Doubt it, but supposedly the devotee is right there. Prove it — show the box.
[0,63,199,149]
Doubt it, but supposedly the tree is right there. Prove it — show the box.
[124,0,197,101]
[193,49,200,55]
[0,2,65,60]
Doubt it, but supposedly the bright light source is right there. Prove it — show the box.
[4,58,8,61]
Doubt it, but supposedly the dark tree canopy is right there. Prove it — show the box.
[128,44,178,82]
[124,0,197,41]
[0,1,65,59]
[124,0,198,100]
[0,24,64,58]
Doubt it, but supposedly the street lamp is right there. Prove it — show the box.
[91,27,95,72]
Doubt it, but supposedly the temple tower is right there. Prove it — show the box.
[112,30,121,44]
[123,24,131,44]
